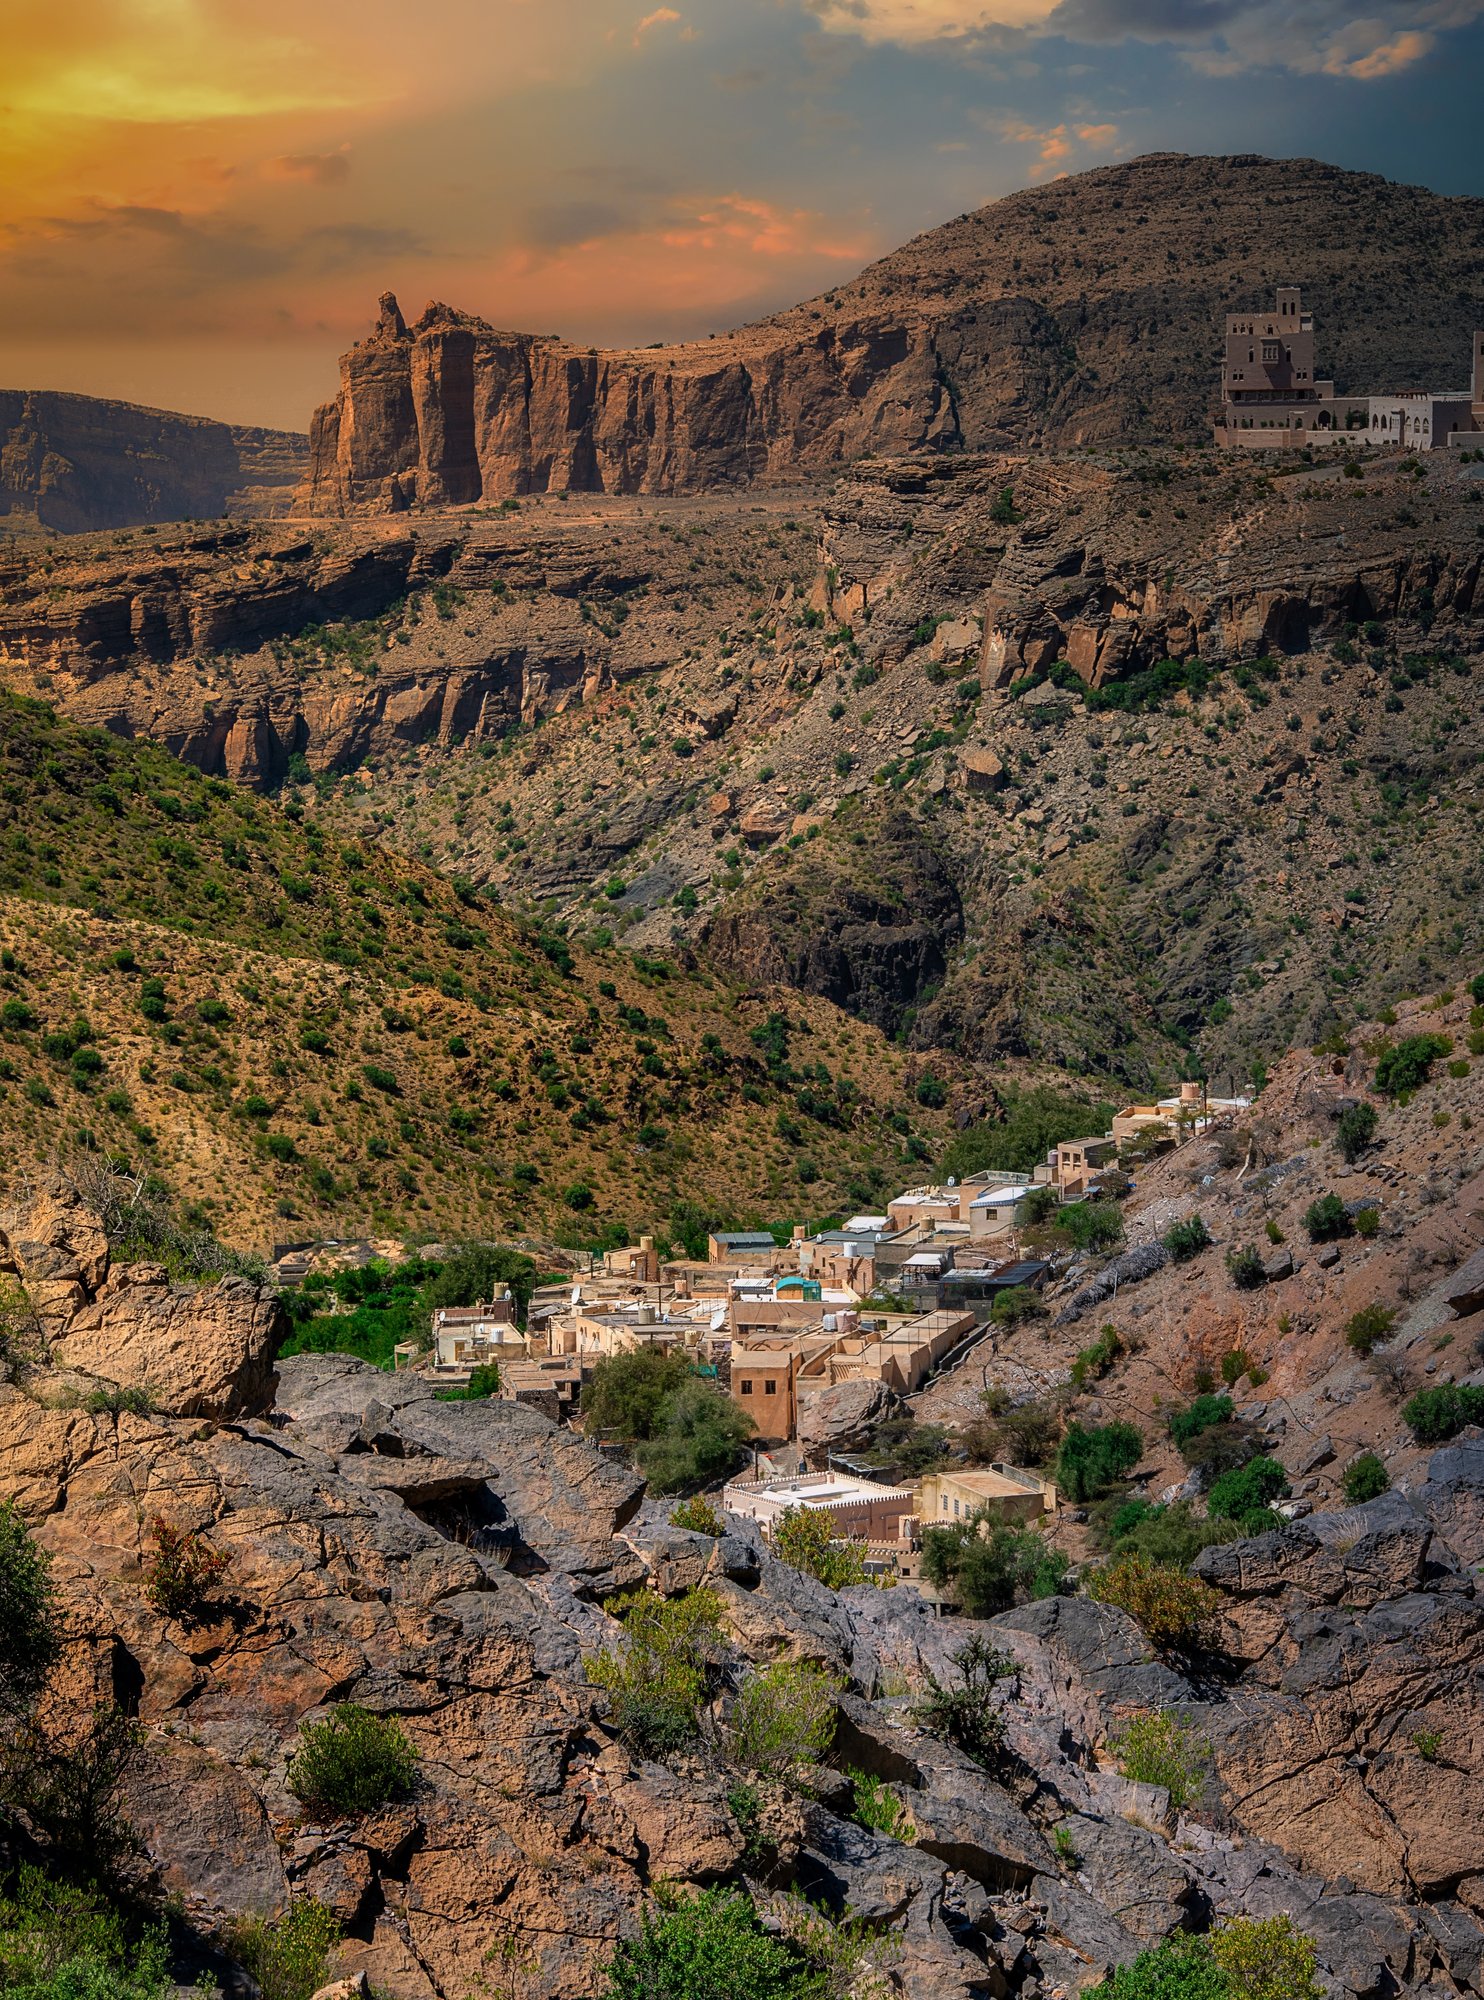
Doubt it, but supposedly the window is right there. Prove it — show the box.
[764,1380,777,1396]
[739,1379,753,1395]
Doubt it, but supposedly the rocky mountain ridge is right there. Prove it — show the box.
[0,389,307,534]
[4,1173,1484,1998]
[295,154,1484,512]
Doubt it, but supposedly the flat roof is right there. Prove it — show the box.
[969,1185,1031,1205]
[712,1231,778,1247]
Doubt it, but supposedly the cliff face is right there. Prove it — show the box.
[0,389,308,532]
[296,153,1484,514]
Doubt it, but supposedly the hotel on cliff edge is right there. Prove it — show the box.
[1216,287,1484,451]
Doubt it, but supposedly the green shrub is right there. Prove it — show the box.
[911,1635,1017,1768]
[0,1500,59,1717]
[1220,1347,1255,1387]
[1211,1915,1324,1999]
[230,1901,341,2000]
[669,1494,725,1537]
[940,1085,1116,1181]
[141,1515,232,1621]
[848,1768,916,1842]
[635,1378,755,1493]
[1087,1555,1223,1656]
[1302,1193,1352,1242]
[1164,1215,1212,1263]
[1403,1383,1484,1444]
[1342,1452,1390,1503]
[1071,1324,1123,1387]
[1168,1395,1233,1450]
[1059,1200,1125,1252]
[1109,1499,1239,1568]
[0,1866,172,2000]
[1205,1455,1289,1531]
[728,1659,841,1775]
[1345,1303,1396,1355]
[920,1514,1068,1615]
[1109,1710,1206,1809]
[286,1703,419,1819]
[771,1505,869,1590]
[1226,1245,1265,1290]
[589,1589,725,1758]
[1375,1032,1451,1096]
[1092,1933,1232,1999]
[1336,1102,1377,1161]
[597,1888,816,2000]
[991,1284,1047,1327]
[1057,1420,1143,1502]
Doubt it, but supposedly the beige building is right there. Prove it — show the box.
[730,1308,979,1445]
[432,1291,524,1372]
[1215,287,1368,447]
[915,1463,1058,1531]
[722,1469,918,1544]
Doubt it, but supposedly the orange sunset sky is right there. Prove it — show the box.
[3,0,1480,431]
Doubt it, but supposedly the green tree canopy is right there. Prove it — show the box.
[942,1086,1116,1181]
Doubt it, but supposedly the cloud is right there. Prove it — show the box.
[265,149,352,184]
[803,0,1480,73]
[633,6,682,43]
[997,116,1120,173]
[523,199,633,250]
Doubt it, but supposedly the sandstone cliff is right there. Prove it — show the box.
[0,389,307,533]
[296,154,1484,512]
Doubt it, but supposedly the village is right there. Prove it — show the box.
[276,1077,1249,1603]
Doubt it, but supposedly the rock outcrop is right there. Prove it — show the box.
[0,390,306,533]
[295,156,1484,512]
[54,1269,282,1420]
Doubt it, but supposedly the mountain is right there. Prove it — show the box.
[296,153,1484,512]
[0,389,308,534]
[0,693,944,1251]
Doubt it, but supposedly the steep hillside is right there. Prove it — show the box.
[296,154,1484,510]
[0,389,307,534]
[0,694,950,1251]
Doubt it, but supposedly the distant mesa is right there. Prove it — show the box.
[0,389,308,535]
[294,152,1484,516]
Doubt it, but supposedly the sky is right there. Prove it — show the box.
[2,0,1482,431]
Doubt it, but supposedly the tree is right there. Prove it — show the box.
[1336,1102,1378,1162]
[1302,1193,1352,1243]
[1164,1215,1212,1263]
[1374,1033,1451,1096]
[911,1635,1018,1768]
[0,1501,59,1718]
[582,1348,693,1444]
[921,1513,1068,1616]
[771,1506,869,1590]
[421,1243,538,1322]
[635,1378,755,1493]
[941,1086,1115,1181]
[1056,1421,1143,1502]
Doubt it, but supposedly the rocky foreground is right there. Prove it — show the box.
[3,1182,1484,1998]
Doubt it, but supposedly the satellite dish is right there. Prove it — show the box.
[947,1176,957,1187]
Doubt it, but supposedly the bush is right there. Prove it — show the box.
[1164,1215,1211,1263]
[920,1513,1068,1615]
[634,1378,755,1493]
[141,1516,232,1621]
[1342,1452,1390,1503]
[1092,1934,1232,2000]
[583,1347,692,1442]
[1057,1420,1143,1502]
[286,1703,419,1819]
[728,1659,841,1775]
[589,1589,725,1757]
[1337,1102,1377,1162]
[1205,1455,1289,1531]
[1345,1303,1396,1355]
[848,1768,916,1841]
[911,1635,1018,1768]
[0,1865,173,2000]
[0,1500,59,1717]
[1168,1395,1233,1450]
[915,1074,947,1109]
[230,1901,341,2000]
[1070,1324,1123,1387]
[1375,1032,1451,1096]
[1302,1193,1352,1242]
[669,1494,725,1537]
[1087,1555,1223,1656]
[1109,1709,1206,1809]
[1226,1245,1266,1290]
[991,1284,1047,1327]
[771,1506,869,1591]
[1059,1200,1125,1253]
[597,1888,816,2000]
[1211,1915,1324,1999]
[1109,1499,1239,1568]
[1403,1383,1484,1444]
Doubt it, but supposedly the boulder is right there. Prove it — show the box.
[52,1273,282,1419]
[1261,1247,1295,1282]
[1443,1249,1484,1320]
[124,1738,289,1920]
[795,1377,904,1459]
